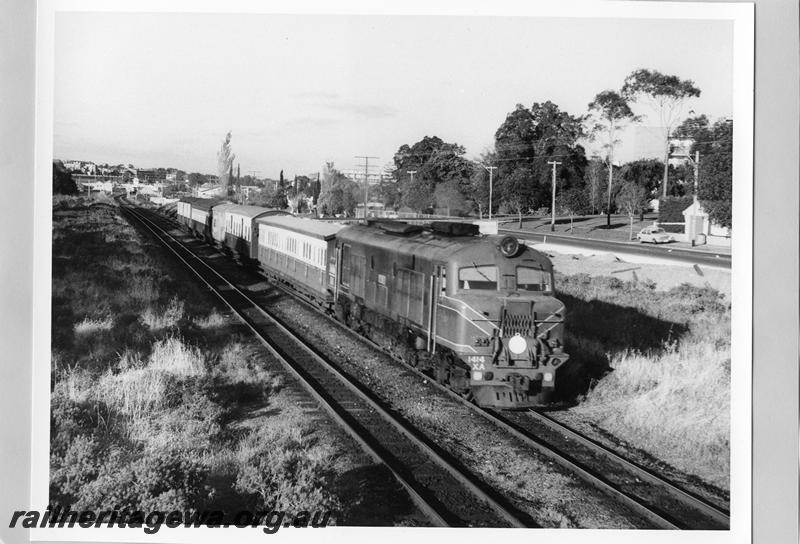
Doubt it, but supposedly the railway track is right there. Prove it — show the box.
[493,409,730,530]
[129,200,729,529]
[118,200,533,528]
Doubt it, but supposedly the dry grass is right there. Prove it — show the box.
[73,316,114,334]
[194,310,228,329]
[141,296,184,330]
[97,366,171,423]
[572,335,730,489]
[558,270,731,489]
[148,336,206,376]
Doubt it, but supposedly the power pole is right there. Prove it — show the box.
[355,155,378,218]
[408,170,417,185]
[548,160,562,231]
[476,163,497,220]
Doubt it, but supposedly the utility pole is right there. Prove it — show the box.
[476,164,497,220]
[355,155,378,218]
[408,170,417,185]
[548,160,562,231]
[691,150,700,202]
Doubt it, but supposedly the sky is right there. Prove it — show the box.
[53,11,733,178]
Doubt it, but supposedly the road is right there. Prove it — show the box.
[500,228,732,269]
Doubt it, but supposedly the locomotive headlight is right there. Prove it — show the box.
[499,236,522,257]
[508,334,527,355]
[543,372,553,382]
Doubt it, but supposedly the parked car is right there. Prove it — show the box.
[636,226,673,244]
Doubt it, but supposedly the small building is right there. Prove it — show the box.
[682,200,731,247]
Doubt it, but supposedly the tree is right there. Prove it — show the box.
[587,90,638,227]
[494,102,587,211]
[187,172,206,187]
[615,182,649,240]
[216,131,236,190]
[500,167,537,228]
[400,174,434,213]
[393,135,474,212]
[559,187,590,232]
[53,160,78,195]
[318,162,360,216]
[434,180,469,216]
[674,116,733,228]
[584,158,606,214]
[621,69,701,197]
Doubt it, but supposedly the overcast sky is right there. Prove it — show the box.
[54,12,733,178]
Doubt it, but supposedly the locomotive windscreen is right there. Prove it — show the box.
[458,265,498,290]
[516,266,551,292]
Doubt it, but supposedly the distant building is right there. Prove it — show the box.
[197,183,226,198]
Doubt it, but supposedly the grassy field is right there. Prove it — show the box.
[50,196,411,524]
[554,270,730,490]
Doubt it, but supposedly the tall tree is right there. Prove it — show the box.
[216,131,236,190]
[621,69,701,197]
[587,90,638,226]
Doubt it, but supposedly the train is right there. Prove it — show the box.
[176,197,569,409]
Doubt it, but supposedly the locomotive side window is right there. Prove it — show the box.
[516,266,551,292]
[458,265,498,290]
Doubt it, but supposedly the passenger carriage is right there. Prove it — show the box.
[255,216,344,303]
[176,197,202,230]
[188,198,223,241]
[217,205,290,261]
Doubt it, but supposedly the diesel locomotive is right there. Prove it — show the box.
[177,199,569,408]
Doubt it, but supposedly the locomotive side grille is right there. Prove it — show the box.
[502,312,534,337]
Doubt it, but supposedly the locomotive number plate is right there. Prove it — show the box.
[468,355,486,370]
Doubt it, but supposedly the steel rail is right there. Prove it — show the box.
[525,409,730,527]
[119,200,531,528]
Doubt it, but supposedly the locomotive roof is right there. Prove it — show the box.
[178,197,203,204]
[256,215,345,241]
[337,224,487,261]
[224,205,292,219]
[337,224,553,269]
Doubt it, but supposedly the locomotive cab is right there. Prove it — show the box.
[442,236,568,407]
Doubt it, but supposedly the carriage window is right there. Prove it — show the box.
[458,265,498,290]
[516,266,552,292]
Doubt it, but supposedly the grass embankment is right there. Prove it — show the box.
[555,273,730,490]
[50,197,401,523]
